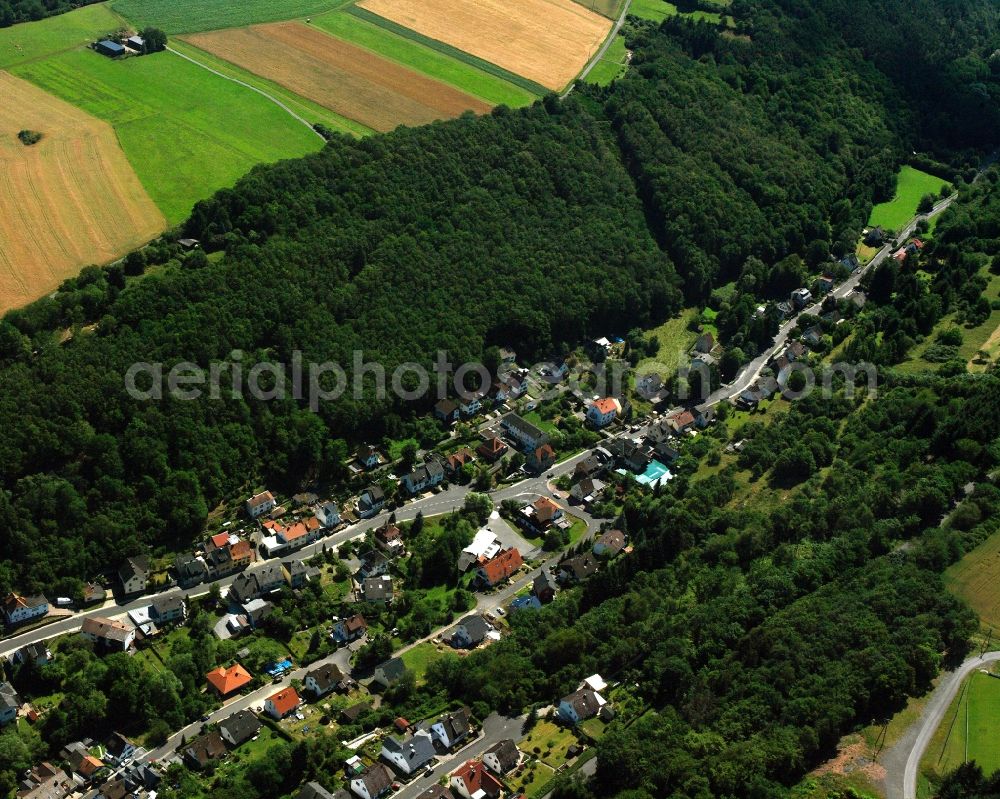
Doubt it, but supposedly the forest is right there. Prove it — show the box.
[0,0,100,26]
[0,0,997,599]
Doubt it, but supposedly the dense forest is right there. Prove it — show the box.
[0,0,100,26]
[0,0,998,598]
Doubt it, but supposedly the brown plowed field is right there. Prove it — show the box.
[0,71,165,315]
[184,22,492,132]
[357,0,612,90]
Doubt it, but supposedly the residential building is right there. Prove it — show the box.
[297,782,343,799]
[2,592,48,626]
[694,332,715,353]
[374,521,404,555]
[559,554,599,583]
[533,571,558,603]
[791,287,813,309]
[81,616,136,651]
[206,663,252,697]
[373,657,406,688]
[358,445,381,470]
[349,764,393,799]
[501,413,548,452]
[283,559,309,589]
[477,434,508,463]
[509,594,542,611]
[14,642,52,668]
[183,731,226,769]
[340,701,372,725]
[380,729,435,775]
[402,461,445,494]
[665,409,696,435]
[414,787,450,799]
[150,595,186,624]
[246,490,276,518]
[520,496,564,535]
[431,707,471,749]
[863,226,884,247]
[305,662,351,698]
[434,398,460,425]
[241,598,273,628]
[593,530,625,557]
[0,682,18,725]
[175,553,209,588]
[316,501,341,528]
[218,709,261,748]
[570,478,605,504]
[458,528,501,572]
[452,615,490,648]
[292,492,319,508]
[357,486,386,518]
[483,739,520,775]
[332,614,367,643]
[528,443,557,473]
[558,688,605,725]
[444,448,476,475]
[361,575,394,604]
[450,759,503,799]
[264,687,300,719]
[104,732,137,766]
[573,455,604,481]
[476,547,523,587]
[587,397,621,428]
[230,562,285,603]
[460,393,484,416]
[359,550,391,579]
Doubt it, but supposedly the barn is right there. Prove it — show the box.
[96,40,125,58]
[126,35,145,51]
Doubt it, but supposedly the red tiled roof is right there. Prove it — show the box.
[229,540,252,560]
[267,687,300,717]
[532,496,561,523]
[305,516,321,531]
[533,444,555,461]
[206,664,252,695]
[480,548,523,585]
[344,614,367,632]
[452,760,503,797]
[283,522,308,541]
[593,397,619,415]
[209,532,229,549]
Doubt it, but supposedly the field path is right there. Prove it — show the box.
[563,0,632,96]
[166,46,326,140]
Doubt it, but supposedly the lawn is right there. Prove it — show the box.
[587,33,628,86]
[310,10,538,108]
[507,760,557,799]
[112,0,352,34]
[387,437,419,461]
[637,307,700,376]
[920,670,1000,781]
[945,529,1000,631]
[629,0,726,24]
[13,48,325,224]
[519,719,580,769]
[0,4,124,69]
[400,642,455,684]
[868,166,951,233]
[522,411,560,437]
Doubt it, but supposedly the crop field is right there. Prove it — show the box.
[184,22,492,132]
[945,529,1000,631]
[0,72,164,314]
[112,0,352,35]
[869,165,950,233]
[310,9,539,108]
[0,3,124,69]
[13,48,326,223]
[922,671,1000,779]
[356,0,612,91]
[572,0,627,18]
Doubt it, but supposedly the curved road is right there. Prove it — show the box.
[889,651,1000,799]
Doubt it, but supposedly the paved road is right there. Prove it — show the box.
[879,650,1000,799]
[703,194,956,407]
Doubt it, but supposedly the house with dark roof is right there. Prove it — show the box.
[483,739,521,775]
[431,707,472,749]
[381,728,435,775]
[230,562,285,604]
[558,688,605,725]
[501,413,548,453]
[374,521,404,555]
[359,550,390,579]
[402,461,445,494]
[357,486,385,518]
[333,614,368,643]
[218,709,260,748]
[96,39,125,57]
[350,763,394,799]
[296,782,344,799]
[593,530,625,557]
[361,575,394,605]
[414,787,450,799]
[282,559,309,589]
[434,398,460,425]
[118,556,149,597]
[374,657,406,688]
[305,662,351,698]
[340,701,372,724]
[14,642,52,668]
[533,571,558,603]
[151,595,186,624]
[452,615,490,648]
[0,682,18,725]
[559,554,599,583]
[103,732,136,765]
[573,455,604,481]
[183,731,226,769]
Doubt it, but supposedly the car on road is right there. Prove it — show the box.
[425,767,434,777]
[200,715,210,722]
[496,607,506,617]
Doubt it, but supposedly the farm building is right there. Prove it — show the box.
[126,35,145,51]
[96,40,125,58]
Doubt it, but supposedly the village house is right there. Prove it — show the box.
[316,500,341,528]
[571,477,605,505]
[863,225,885,247]
[501,412,549,452]
[402,461,445,494]
[361,575,395,604]
[184,731,226,769]
[230,562,285,604]
[587,397,621,428]
[305,662,352,698]
[104,732,137,766]
[282,558,309,589]
[558,687,606,725]
[533,571,558,603]
[350,763,394,799]
[298,782,350,799]
[246,490,276,518]
[476,547,523,588]
[476,434,508,463]
[340,701,372,725]
[431,707,472,749]
[2,592,49,627]
[414,786,450,799]
[460,393,485,416]
[593,530,625,557]
[483,739,521,775]
[559,553,599,583]
[175,553,209,588]
[0,682,18,725]
[450,759,503,799]
[359,550,391,579]
[791,287,813,309]
[332,613,368,643]
[380,728,436,775]
[118,556,149,597]
[241,598,273,629]
[573,455,604,481]
[458,528,501,572]
[81,616,136,652]
[264,687,300,719]
[434,398,461,425]
[443,448,476,476]
[205,663,252,698]
[665,409,696,435]
[605,437,650,473]
[374,521,404,555]
[357,486,386,518]
[452,614,490,649]
[14,642,52,668]
[510,594,542,612]
[358,445,381,470]
[218,709,261,748]
[528,442,557,473]
[520,496,564,535]
[374,657,407,688]
[150,595,186,624]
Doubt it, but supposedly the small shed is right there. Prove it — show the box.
[96,40,125,58]
[126,35,145,51]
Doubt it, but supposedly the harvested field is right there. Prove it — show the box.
[184,22,491,132]
[0,72,164,314]
[357,0,612,90]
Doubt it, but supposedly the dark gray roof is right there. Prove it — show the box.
[151,595,184,616]
[377,656,406,682]
[382,729,435,768]
[218,710,260,746]
[485,739,520,772]
[340,701,371,722]
[436,707,471,740]
[457,614,489,644]
[415,787,450,799]
[296,782,339,799]
[561,688,601,720]
[306,662,345,692]
[502,412,546,442]
[362,576,393,602]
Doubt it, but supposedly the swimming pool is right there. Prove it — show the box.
[636,459,672,486]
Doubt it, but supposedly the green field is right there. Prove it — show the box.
[945,528,1000,631]
[310,10,538,108]
[868,165,950,233]
[629,0,726,24]
[113,0,351,34]
[0,3,124,69]
[400,642,455,684]
[587,34,628,86]
[921,671,1000,779]
[13,48,325,223]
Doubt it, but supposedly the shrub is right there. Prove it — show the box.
[17,129,42,146]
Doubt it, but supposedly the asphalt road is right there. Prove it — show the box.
[878,650,1000,799]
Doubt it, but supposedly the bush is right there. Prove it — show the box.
[937,327,964,346]
[17,130,42,146]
